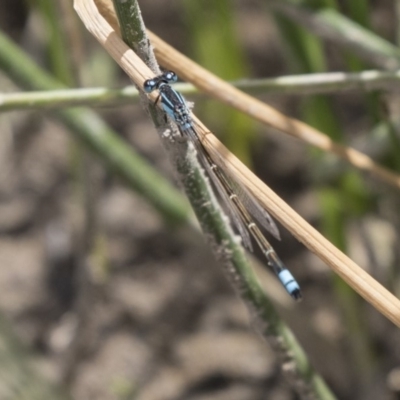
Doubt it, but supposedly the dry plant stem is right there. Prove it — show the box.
[148,32,400,191]
[195,120,400,328]
[75,0,400,328]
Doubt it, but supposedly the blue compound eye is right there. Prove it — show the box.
[164,71,178,83]
[143,79,156,93]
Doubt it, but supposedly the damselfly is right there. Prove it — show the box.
[144,71,302,301]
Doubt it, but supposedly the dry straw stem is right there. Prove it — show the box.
[75,0,400,327]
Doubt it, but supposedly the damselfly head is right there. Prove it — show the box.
[144,71,177,93]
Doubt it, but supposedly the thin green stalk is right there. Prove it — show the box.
[0,86,142,111]
[0,30,190,225]
[112,0,337,398]
[4,69,400,111]
[112,0,158,73]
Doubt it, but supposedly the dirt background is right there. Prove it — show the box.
[0,1,400,400]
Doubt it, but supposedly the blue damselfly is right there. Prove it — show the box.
[144,71,302,301]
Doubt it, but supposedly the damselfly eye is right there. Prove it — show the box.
[164,71,178,83]
[143,79,156,93]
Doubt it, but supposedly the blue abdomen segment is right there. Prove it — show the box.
[278,270,302,301]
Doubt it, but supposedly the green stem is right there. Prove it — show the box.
[5,69,400,111]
